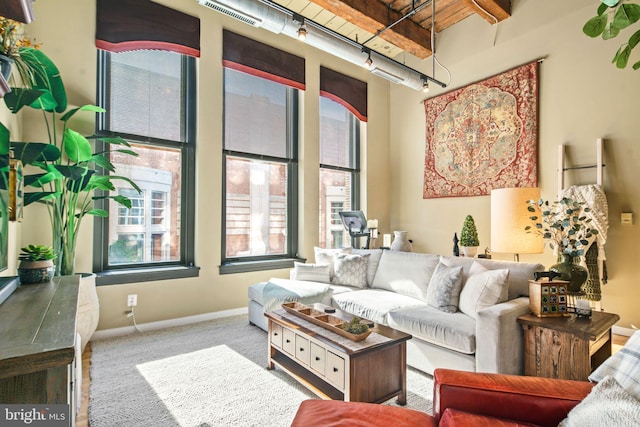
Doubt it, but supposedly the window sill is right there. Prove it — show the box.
[96,265,200,285]
[220,257,305,275]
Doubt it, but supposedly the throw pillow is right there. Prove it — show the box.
[351,248,383,287]
[458,262,510,319]
[558,376,640,427]
[293,262,331,283]
[332,253,370,288]
[425,262,463,313]
[588,330,640,400]
[314,246,352,280]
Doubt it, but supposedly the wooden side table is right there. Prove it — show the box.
[518,311,619,381]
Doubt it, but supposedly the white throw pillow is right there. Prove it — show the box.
[589,330,640,400]
[425,262,463,313]
[332,253,370,288]
[458,262,510,319]
[558,376,640,427]
[314,246,351,280]
[293,262,331,283]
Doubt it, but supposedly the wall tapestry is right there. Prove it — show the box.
[423,61,538,199]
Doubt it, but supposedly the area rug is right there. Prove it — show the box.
[89,314,434,427]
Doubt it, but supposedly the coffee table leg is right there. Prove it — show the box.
[396,342,407,405]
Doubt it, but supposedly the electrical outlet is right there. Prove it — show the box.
[127,294,138,307]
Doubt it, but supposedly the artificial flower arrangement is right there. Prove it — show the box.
[0,16,40,83]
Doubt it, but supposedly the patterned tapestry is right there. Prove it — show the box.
[423,61,538,198]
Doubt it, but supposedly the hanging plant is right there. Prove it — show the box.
[583,0,640,70]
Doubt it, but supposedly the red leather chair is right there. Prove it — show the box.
[290,368,594,427]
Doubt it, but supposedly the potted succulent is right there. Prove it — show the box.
[460,215,480,257]
[17,244,56,284]
[526,197,599,292]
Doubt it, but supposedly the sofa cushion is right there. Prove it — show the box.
[371,251,440,301]
[458,262,510,319]
[440,408,538,427]
[332,289,427,324]
[314,246,351,279]
[426,262,463,313]
[293,262,331,283]
[440,255,544,299]
[333,253,370,288]
[352,248,383,287]
[388,306,476,354]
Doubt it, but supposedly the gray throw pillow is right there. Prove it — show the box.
[332,253,370,288]
[425,262,463,313]
[458,261,510,319]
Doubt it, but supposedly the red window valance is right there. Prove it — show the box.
[223,30,305,90]
[320,67,367,122]
[96,0,200,57]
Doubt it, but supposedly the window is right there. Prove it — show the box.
[221,68,299,273]
[94,49,197,284]
[319,97,360,249]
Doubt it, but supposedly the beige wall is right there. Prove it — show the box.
[389,0,639,329]
[15,0,390,330]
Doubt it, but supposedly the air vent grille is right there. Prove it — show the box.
[370,66,405,84]
[199,0,262,26]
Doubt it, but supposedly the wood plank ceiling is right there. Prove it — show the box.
[272,0,510,60]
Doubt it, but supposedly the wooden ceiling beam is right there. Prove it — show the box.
[462,0,511,24]
[308,0,433,59]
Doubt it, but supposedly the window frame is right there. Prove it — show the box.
[220,70,302,274]
[319,98,361,249]
[93,49,199,285]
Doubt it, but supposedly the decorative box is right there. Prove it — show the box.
[528,279,570,317]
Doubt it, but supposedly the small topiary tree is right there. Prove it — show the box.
[460,215,480,247]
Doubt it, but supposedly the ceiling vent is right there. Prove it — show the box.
[370,66,405,84]
[198,0,262,27]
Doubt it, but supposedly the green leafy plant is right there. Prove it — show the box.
[340,317,369,335]
[460,215,479,247]
[1,47,140,276]
[583,0,640,69]
[19,244,56,261]
[525,197,599,257]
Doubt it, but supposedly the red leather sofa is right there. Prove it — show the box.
[290,368,595,426]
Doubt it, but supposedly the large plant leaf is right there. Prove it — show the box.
[613,4,640,30]
[3,88,45,113]
[0,123,9,156]
[584,14,608,37]
[85,209,108,217]
[90,154,116,172]
[24,191,58,206]
[60,104,105,122]
[63,128,93,163]
[18,48,67,113]
[604,22,621,39]
[67,169,95,193]
[24,172,58,188]
[616,44,632,67]
[54,164,89,182]
[11,142,61,165]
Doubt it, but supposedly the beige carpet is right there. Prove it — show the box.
[89,314,433,426]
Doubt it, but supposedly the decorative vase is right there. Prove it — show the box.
[461,246,478,257]
[549,253,589,294]
[17,260,55,284]
[390,231,413,252]
[76,273,100,353]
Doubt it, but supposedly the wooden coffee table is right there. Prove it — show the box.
[266,303,412,404]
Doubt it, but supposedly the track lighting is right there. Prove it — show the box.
[362,47,373,69]
[293,13,307,41]
[421,75,430,93]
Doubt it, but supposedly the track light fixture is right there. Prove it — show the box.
[293,13,307,41]
[421,75,430,93]
[362,47,373,69]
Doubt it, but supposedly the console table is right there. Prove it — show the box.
[0,276,80,418]
[266,304,411,404]
[518,311,619,381]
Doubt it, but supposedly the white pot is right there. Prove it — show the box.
[390,231,413,252]
[461,246,478,257]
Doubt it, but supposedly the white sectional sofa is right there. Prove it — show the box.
[248,248,544,376]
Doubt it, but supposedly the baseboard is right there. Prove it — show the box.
[92,307,249,340]
[612,325,637,337]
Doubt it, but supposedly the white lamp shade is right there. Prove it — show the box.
[491,187,543,255]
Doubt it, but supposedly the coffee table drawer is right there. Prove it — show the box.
[326,351,345,390]
[282,328,296,356]
[309,342,325,375]
[271,323,283,349]
[295,334,310,365]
